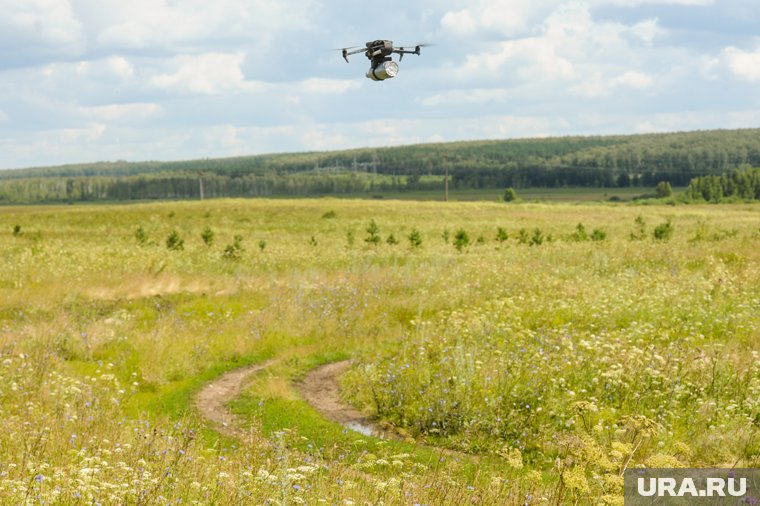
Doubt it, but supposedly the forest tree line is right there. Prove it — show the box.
[2,128,760,203]
[684,166,760,202]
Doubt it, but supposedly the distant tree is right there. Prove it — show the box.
[453,229,470,251]
[630,215,647,241]
[135,226,148,245]
[166,230,184,251]
[530,228,544,246]
[365,219,381,245]
[655,181,673,198]
[571,223,588,242]
[201,226,214,246]
[503,187,518,202]
[223,235,244,260]
[653,220,674,241]
[591,228,607,241]
[496,227,508,243]
[408,229,422,248]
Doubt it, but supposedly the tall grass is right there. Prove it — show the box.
[1,199,758,504]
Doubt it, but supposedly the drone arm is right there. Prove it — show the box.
[392,47,423,60]
[342,47,366,62]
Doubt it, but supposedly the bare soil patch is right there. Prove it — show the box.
[194,359,275,439]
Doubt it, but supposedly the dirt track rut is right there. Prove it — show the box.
[194,358,392,440]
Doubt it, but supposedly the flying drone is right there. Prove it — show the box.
[339,40,428,81]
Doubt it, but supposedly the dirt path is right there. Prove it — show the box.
[195,358,394,441]
[295,360,397,439]
[194,359,275,439]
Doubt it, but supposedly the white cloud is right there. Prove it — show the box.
[82,0,317,52]
[152,52,268,95]
[419,88,511,107]
[60,123,106,143]
[572,69,654,98]
[612,70,654,89]
[628,18,662,45]
[0,0,85,64]
[105,56,134,79]
[82,103,162,123]
[440,9,478,36]
[464,37,575,81]
[440,0,558,38]
[297,79,362,94]
[723,46,760,82]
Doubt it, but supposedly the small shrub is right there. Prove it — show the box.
[258,239,267,252]
[135,226,148,245]
[408,229,422,249]
[441,229,450,244]
[166,230,184,251]
[386,234,399,246]
[222,235,244,260]
[321,210,337,219]
[365,219,381,245]
[346,230,355,247]
[591,229,607,241]
[503,187,518,202]
[496,227,508,243]
[653,220,674,241]
[309,236,318,247]
[655,181,673,198]
[453,229,470,251]
[530,228,544,246]
[13,225,22,237]
[476,234,486,245]
[201,226,214,246]
[630,215,647,240]
[571,223,588,242]
[517,228,529,244]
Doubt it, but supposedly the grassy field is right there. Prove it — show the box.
[1,198,758,504]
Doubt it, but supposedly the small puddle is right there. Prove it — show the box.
[297,360,400,440]
[345,421,376,436]
[344,420,391,438]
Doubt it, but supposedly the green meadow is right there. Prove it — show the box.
[1,198,758,505]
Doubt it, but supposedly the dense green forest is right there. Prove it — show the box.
[2,128,760,203]
[684,166,760,202]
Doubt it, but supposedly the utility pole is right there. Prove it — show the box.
[444,155,449,202]
[198,171,205,200]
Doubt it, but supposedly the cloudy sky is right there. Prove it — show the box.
[1,0,759,169]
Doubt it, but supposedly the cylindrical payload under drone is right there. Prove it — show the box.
[366,60,399,81]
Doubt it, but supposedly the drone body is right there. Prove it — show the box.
[340,40,426,81]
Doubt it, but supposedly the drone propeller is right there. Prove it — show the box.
[332,46,364,63]
[394,42,433,60]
